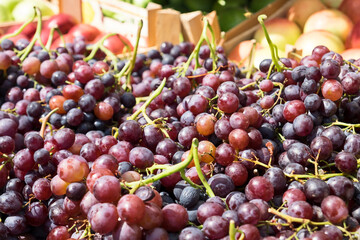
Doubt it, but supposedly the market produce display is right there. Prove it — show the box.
[229,0,360,69]
[1,2,360,240]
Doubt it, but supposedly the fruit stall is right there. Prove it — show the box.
[1,0,360,239]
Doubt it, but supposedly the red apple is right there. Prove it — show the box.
[68,24,100,42]
[341,48,360,60]
[39,27,59,46]
[51,33,74,49]
[6,22,37,38]
[228,40,261,67]
[346,21,360,48]
[304,9,353,42]
[339,0,360,24]
[45,13,78,34]
[92,33,133,55]
[295,30,345,56]
[287,0,326,29]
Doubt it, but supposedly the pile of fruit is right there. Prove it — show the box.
[229,0,360,69]
[0,0,55,23]
[1,6,360,240]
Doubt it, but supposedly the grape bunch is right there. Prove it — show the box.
[0,10,360,240]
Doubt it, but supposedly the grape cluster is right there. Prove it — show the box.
[1,11,360,240]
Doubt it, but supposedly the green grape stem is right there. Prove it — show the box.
[124,20,143,92]
[39,108,59,138]
[123,138,199,191]
[0,12,36,43]
[127,77,166,120]
[192,141,215,198]
[179,17,217,76]
[84,33,117,62]
[19,7,47,62]
[257,15,282,72]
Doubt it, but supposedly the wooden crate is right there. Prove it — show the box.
[93,0,181,50]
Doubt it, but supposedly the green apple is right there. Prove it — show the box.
[0,4,12,22]
[12,0,54,22]
[132,0,151,8]
[254,18,301,51]
[0,0,21,12]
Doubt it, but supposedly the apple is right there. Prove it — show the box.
[6,22,37,38]
[39,27,60,46]
[50,33,74,49]
[346,21,360,48]
[12,0,54,22]
[253,46,286,70]
[303,9,353,42]
[0,0,20,12]
[287,0,326,29]
[341,48,360,60]
[254,18,301,51]
[68,24,100,42]
[0,0,18,22]
[321,0,343,8]
[45,14,78,34]
[339,0,360,24]
[228,40,261,67]
[294,30,345,56]
[92,33,133,55]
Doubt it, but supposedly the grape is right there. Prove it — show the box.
[283,100,306,122]
[218,92,239,113]
[293,114,313,137]
[229,128,249,150]
[25,202,48,227]
[321,79,343,101]
[80,142,101,162]
[214,117,233,140]
[88,203,118,234]
[321,195,348,224]
[208,173,235,198]
[179,226,205,240]
[4,215,28,236]
[310,136,333,160]
[54,128,75,150]
[112,221,142,240]
[287,201,313,219]
[139,202,163,230]
[47,226,70,240]
[245,176,274,201]
[0,191,23,215]
[263,167,287,195]
[117,194,145,224]
[334,151,357,173]
[32,178,52,200]
[327,176,354,201]
[320,59,340,79]
[225,162,248,186]
[304,178,330,204]
[161,203,188,232]
[57,156,89,183]
[237,202,261,224]
[202,216,229,240]
[238,224,261,240]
